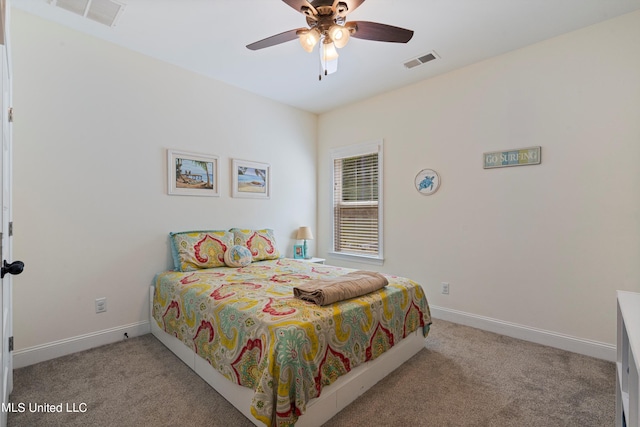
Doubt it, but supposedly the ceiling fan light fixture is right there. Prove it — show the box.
[299,28,321,53]
[320,40,339,76]
[328,24,350,49]
[321,41,339,62]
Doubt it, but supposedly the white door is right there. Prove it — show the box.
[0,2,20,426]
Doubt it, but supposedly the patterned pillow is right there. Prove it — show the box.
[229,228,280,261]
[169,230,234,271]
[223,245,253,268]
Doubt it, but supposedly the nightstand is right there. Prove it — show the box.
[296,257,325,264]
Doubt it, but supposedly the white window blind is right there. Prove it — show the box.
[331,141,383,261]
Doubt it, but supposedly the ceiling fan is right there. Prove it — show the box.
[246,0,414,79]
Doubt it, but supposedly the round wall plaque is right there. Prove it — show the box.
[414,169,440,195]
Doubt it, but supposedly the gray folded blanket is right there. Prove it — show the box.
[293,270,389,306]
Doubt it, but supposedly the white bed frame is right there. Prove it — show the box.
[149,286,426,427]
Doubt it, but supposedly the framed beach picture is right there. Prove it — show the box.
[168,149,220,197]
[232,159,270,199]
[293,244,304,259]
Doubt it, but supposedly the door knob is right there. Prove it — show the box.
[1,260,24,278]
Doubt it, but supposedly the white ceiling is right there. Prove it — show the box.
[12,0,640,114]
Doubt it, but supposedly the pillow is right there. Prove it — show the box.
[229,228,280,262]
[169,230,233,271]
[224,245,253,268]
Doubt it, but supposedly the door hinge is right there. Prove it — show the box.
[8,336,13,352]
[8,222,12,237]
[8,108,13,123]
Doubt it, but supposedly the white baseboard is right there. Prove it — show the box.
[13,321,151,369]
[429,305,616,362]
[12,307,615,368]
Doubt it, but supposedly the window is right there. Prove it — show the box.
[330,140,383,263]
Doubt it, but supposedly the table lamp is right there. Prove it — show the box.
[296,226,314,259]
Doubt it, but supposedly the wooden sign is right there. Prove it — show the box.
[483,146,541,169]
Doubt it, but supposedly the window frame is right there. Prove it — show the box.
[329,140,384,265]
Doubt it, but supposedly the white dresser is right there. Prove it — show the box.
[617,291,640,427]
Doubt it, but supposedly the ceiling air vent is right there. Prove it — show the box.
[404,51,439,69]
[50,0,126,27]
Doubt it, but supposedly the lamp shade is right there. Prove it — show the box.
[320,41,339,74]
[296,226,314,240]
[299,28,321,53]
[328,24,350,49]
[321,41,339,62]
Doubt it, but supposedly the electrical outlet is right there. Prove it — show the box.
[441,282,449,295]
[95,297,107,313]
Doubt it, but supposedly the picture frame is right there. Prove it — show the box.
[232,159,270,199]
[293,244,304,259]
[168,149,219,197]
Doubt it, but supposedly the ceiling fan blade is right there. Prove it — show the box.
[282,0,317,15]
[346,21,414,43]
[246,29,304,50]
[337,0,366,15]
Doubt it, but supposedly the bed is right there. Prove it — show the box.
[150,229,431,426]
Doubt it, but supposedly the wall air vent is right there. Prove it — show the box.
[404,51,440,69]
[50,0,126,27]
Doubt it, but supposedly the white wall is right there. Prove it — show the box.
[10,8,640,364]
[10,11,317,352]
[318,11,640,349]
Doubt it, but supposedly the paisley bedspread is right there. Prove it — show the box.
[152,258,431,426]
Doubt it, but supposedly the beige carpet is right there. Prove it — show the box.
[8,319,614,426]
